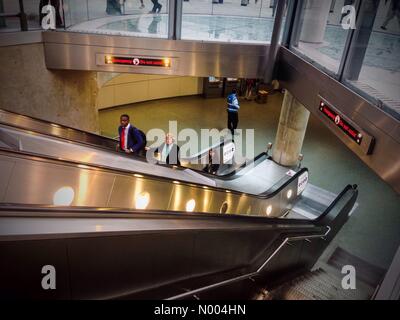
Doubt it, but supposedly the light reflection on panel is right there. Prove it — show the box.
[4,157,114,206]
[0,158,16,202]
[77,170,89,205]
[108,175,172,210]
[0,153,306,217]
[170,185,213,213]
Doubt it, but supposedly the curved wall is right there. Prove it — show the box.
[96,73,203,110]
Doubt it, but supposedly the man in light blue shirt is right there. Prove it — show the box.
[227,89,240,137]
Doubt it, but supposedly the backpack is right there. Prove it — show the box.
[130,126,147,151]
[137,129,147,149]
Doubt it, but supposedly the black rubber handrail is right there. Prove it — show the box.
[0,183,356,226]
[0,202,320,226]
[0,108,114,142]
[314,184,357,223]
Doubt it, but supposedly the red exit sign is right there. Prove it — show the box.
[104,55,171,68]
[319,101,363,145]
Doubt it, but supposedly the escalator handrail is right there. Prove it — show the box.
[166,185,359,299]
[198,151,269,181]
[0,147,308,200]
[313,184,356,223]
[0,108,113,143]
[0,110,255,178]
[0,108,227,166]
[0,202,319,225]
[166,227,331,300]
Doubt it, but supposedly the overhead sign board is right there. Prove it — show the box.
[104,55,171,68]
[319,102,363,145]
[318,96,375,155]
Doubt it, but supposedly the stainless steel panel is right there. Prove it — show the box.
[285,178,301,208]
[208,189,231,214]
[266,192,283,218]
[0,158,15,202]
[4,156,115,206]
[168,184,214,213]
[0,186,356,299]
[107,174,173,210]
[0,138,316,219]
[0,30,43,47]
[278,47,400,194]
[43,31,268,78]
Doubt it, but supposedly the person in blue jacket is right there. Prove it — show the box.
[117,114,144,156]
[227,89,240,137]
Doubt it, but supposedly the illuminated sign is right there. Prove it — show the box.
[297,171,308,196]
[222,142,235,164]
[104,55,171,68]
[319,101,363,145]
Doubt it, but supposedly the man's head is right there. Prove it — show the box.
[120,114,130,127]
[231,89,237,95]
[165,133,174,145]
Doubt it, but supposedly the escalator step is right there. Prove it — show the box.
[261,268,371,300]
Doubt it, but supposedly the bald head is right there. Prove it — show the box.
[165,133,174,145]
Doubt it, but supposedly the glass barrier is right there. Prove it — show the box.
[342,0,400,120]
[290,0,352,75]
[63,0,169,39]
[0,0,42,32]
[181,0,280,43]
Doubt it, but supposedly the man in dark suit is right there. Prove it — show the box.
[154,133,181,165]
[116,114,144,155]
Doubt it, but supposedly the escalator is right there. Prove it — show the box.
[0,109,360,299]
[0,108,266,182]
[0,181,358,299]
[0,108,337,218]
[255,268,373,300]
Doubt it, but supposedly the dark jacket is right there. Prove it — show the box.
[118,125,144,154]
[156,143,181,166]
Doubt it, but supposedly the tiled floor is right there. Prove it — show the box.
[99,93,400,271]
[69,13,276,43]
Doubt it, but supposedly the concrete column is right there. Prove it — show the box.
[272,90,310,166]
[299,0,331,43]
[0,43,100,133]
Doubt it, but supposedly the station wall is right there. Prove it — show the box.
[0,43,100,133]
[96,73,204,110]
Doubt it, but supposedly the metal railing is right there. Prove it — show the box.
[166,226,331,300]
[0,0,28,31]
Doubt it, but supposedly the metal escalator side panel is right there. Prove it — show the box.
[0,108,117,149]
[0,149,307,218]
